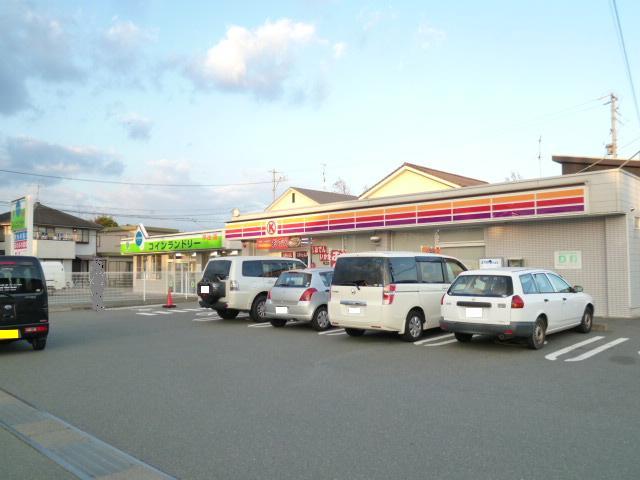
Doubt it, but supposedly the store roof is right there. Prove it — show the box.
[290,187,357,204]
[0,202,102,230]
[359,162,487,200]
[553,155,640,177]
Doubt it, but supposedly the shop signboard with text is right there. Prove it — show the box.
[121,231,222,254]
[10,196,34,256]
[256,236,309,250]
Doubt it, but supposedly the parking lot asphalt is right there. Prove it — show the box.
[1,304,639,480]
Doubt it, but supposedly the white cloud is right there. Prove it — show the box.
[98,18,155,74]
[187,18,318,100]
[333,42,346,59]
[0,136,124,186]
[416,22,445,49]
[119,113,153,141]
[0,3,84,115]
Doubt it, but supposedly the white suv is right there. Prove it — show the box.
[440,268,595,349]
[328,252,467,341]
[197,256,306,321]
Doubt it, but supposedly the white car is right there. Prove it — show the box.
[328,251,467,341]
[440,268,595,349]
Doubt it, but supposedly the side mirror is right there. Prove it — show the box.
[573,285,583,293]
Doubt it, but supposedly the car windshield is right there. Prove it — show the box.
[275,272,312,288]
[449,274,514,297]
[203,260,231,281]
[332,257,386,287]
[0,260,45,294]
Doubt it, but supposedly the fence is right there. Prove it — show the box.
[48,271,203,308]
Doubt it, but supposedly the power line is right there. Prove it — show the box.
[0,168,280,188]
[610,0,640,128]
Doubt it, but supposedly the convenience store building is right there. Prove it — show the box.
[225,160,640,318]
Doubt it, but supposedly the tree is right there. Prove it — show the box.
[332,178,351,195]
[94,215,118,227]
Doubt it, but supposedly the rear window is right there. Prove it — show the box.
[0,260,45,294]
[275,272,312,288]
[242,260,305,278]
[332,257,386,287]
[203,260,231,280]
[449,275,514,297]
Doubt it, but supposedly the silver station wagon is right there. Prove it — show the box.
[265,268,333,331]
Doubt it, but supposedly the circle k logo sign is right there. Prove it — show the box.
[266,220,278,235]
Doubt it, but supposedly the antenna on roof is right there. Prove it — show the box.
[537,135,542,178]
[321,163,327,190]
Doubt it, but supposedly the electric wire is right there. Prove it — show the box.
[610,0,640,128]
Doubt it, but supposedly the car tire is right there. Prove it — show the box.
[31,338,47,351]
[310,306,330,331]
[400,309,424,342]
[250,294,268,322]
[527,317,546,350]
[270,318,287,328]
[216,309,239,320]
[454,332,473,343]
[345,328,365,337]
[575,307,593,333]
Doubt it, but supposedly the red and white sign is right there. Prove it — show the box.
[281,251,294,258]
[266,220,278,235]
[311,245,327,255]
[421,246,441,254]
[330,249,346,267]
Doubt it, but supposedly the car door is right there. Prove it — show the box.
[532,273,564,331]
[416,257,447,328]
[547,273,583,327]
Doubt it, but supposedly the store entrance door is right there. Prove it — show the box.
[174,262,189,294]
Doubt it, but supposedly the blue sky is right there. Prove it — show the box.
[1,0,639,230]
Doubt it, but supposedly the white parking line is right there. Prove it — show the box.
[248,322,272,328]
[135,312,157,316]
[544,336,604,361]
[413,334,454,346]
[564,338,629,362]
[325,331,348,336]
[192,317,222,322]
[425,339,458,347]
[318,328,345,335]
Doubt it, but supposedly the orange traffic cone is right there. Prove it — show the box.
[163,289,177,308]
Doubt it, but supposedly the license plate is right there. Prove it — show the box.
[0,330,20,340]
[466,308,483,319]
[348,307,361,314]
[275,306,288,314]
[200,285,210,294]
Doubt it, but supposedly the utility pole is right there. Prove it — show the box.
[605,93,618,157]
[269,169,286,201]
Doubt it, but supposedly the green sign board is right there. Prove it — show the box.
[554,250,582,269]
[10,198,27,231]
[121,234,223,254]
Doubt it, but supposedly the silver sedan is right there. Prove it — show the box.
[265,268,333,331]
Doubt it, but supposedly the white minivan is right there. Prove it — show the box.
[328,252,467,341]
[39,261,67,290]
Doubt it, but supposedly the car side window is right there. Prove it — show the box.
[389,257,418,283]
[533,273,555,293]
[444,259,466,283]
[547,273,572,293]
[241,261,262,277]
[417,258,445,283]
[319,272,333,287]
[263,261,286,278]
[520,274,539,294]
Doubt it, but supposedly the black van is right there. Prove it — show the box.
[0,256,49,351]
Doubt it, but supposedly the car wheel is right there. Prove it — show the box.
[454,332,473,343]
[400,309,424,342]
[216,309,239,320]
[270,318,287,327]
[575,307,593,333]
[31,338,47,351]
[345,328,365,337]
[527,317,546,350]
[250,294,268,322]
[310,306,330,331]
